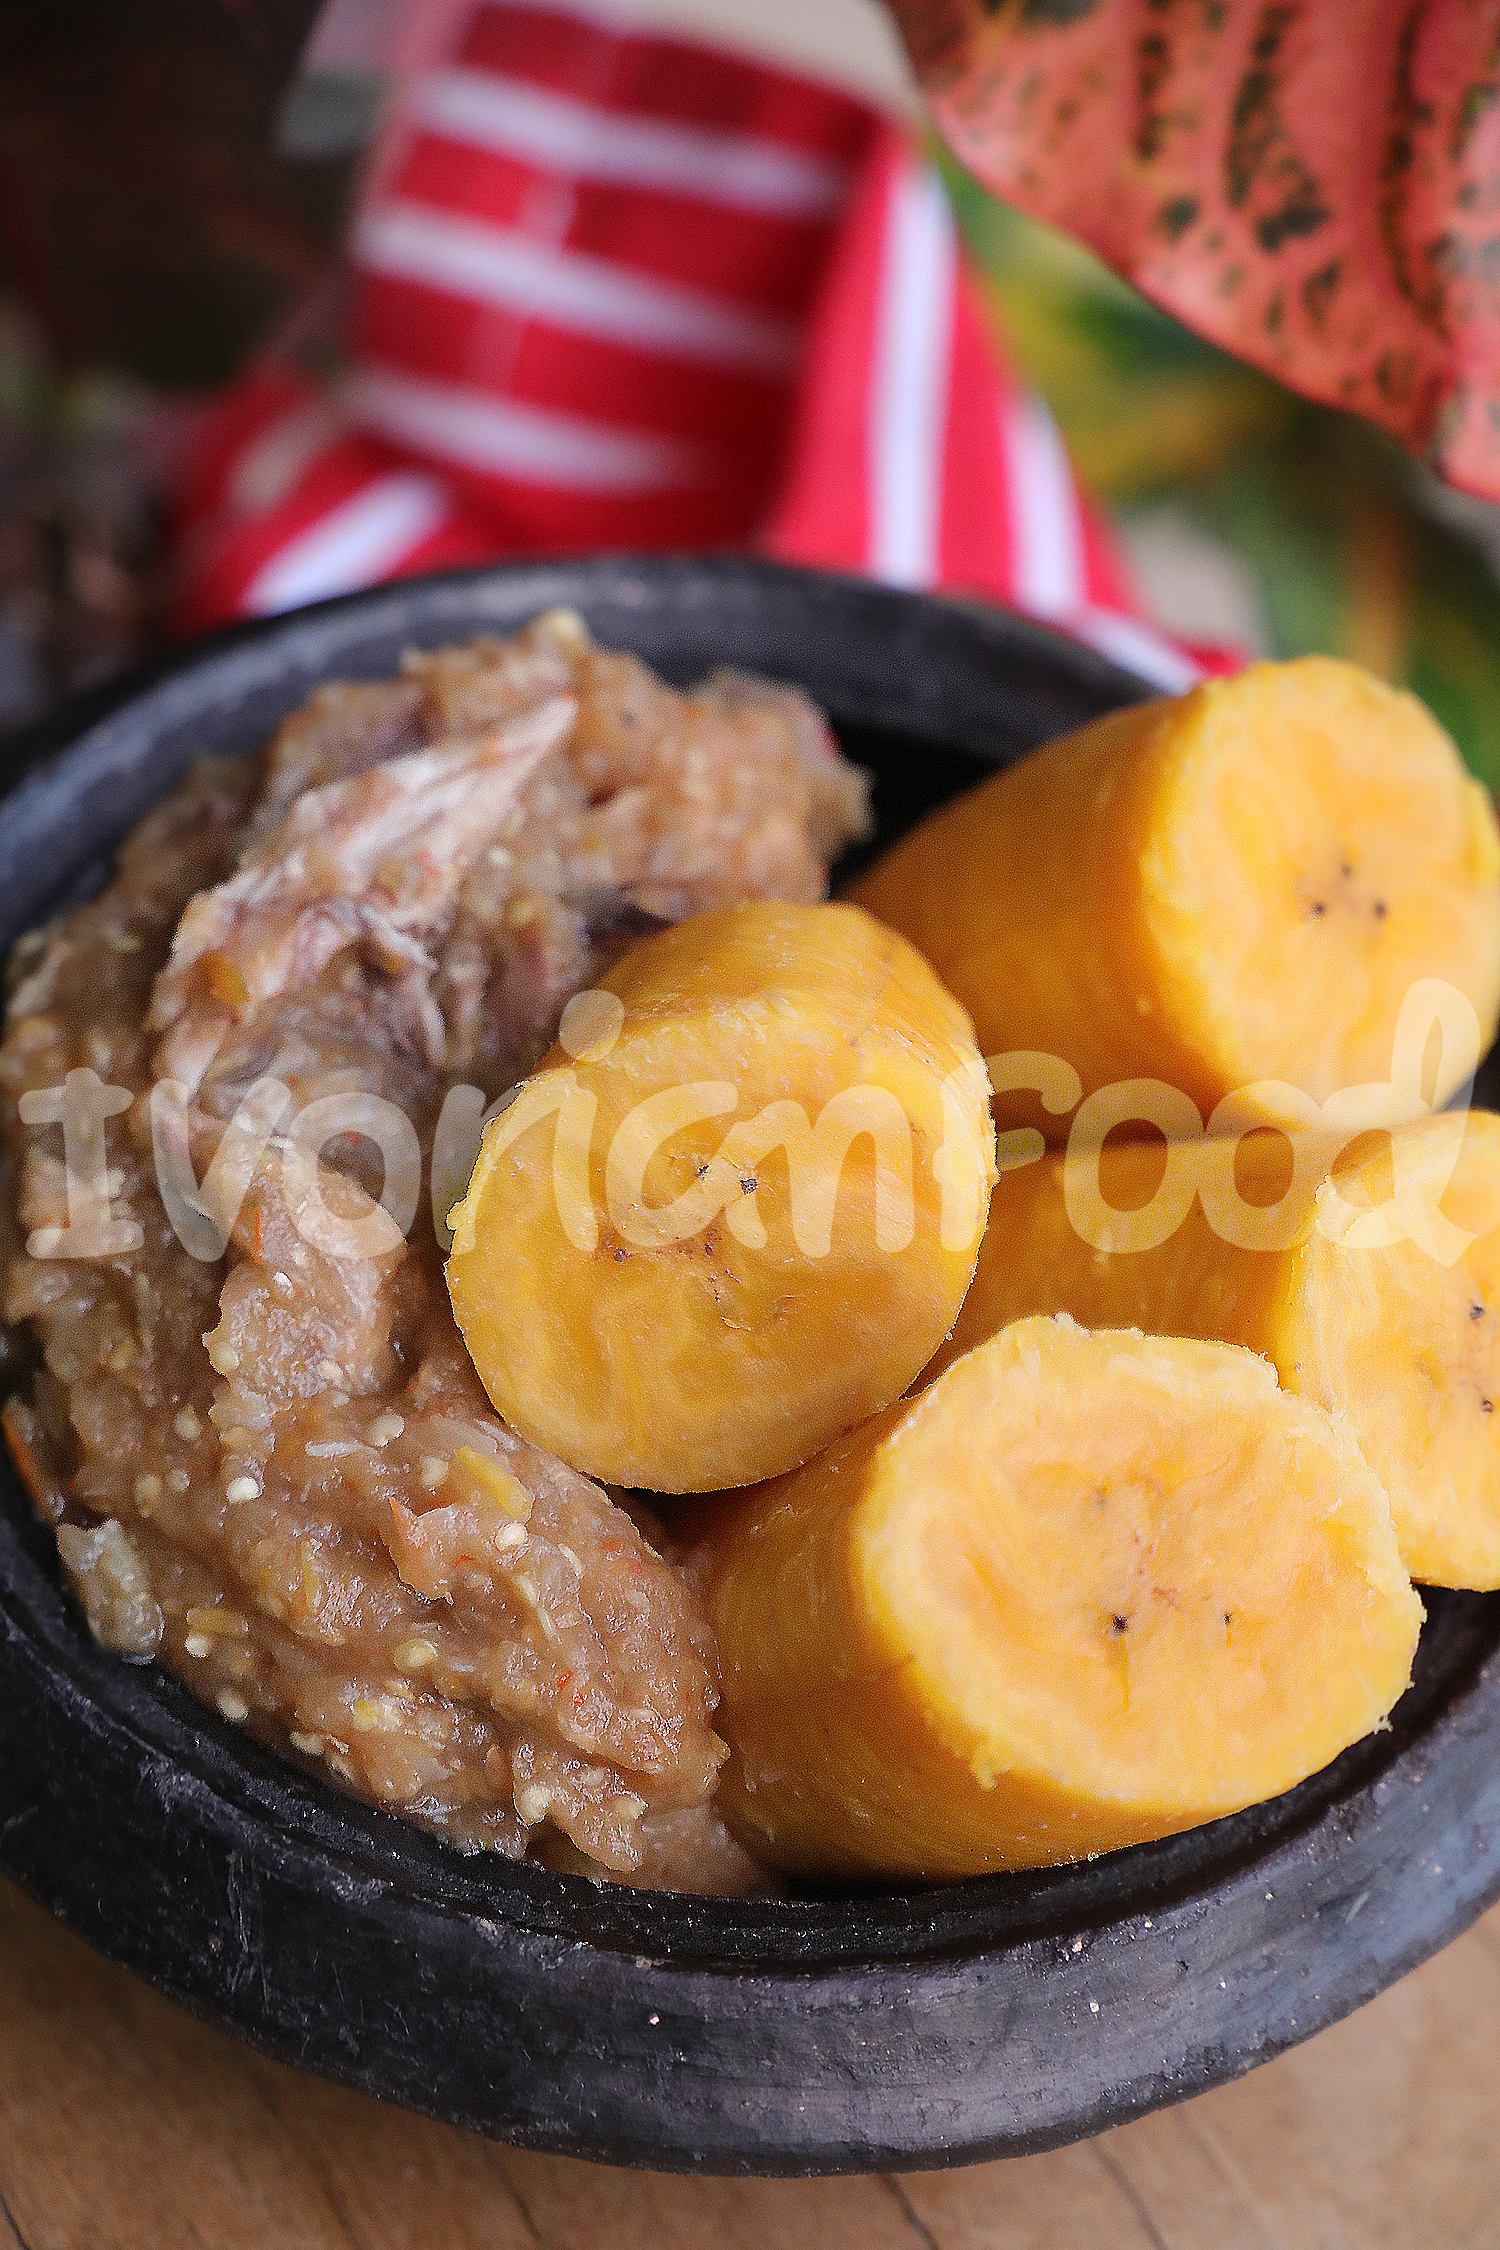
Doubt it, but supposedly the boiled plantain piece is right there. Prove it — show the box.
[447,901,996,1492]
[699,1315,1421,1880]
[851,658,1500,1124]
[930,1111,1500,1588]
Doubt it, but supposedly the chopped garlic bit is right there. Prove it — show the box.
[514,1782,554,1827]
[393,1636,439,1673]
[351,1694,405,1734]
[56,1518,163,1656]
[185,1604,248,1638]
[453,1444,532,1522]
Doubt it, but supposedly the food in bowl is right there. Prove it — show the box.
[851,656,1500,1117]
[699,1315,1421,1879]
[0,617,1492,1891]
[925,1112,1500,1591]
[0,612,872,1890]
[446,899,997,1492]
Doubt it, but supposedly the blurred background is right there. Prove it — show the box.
[4,0,1500,785]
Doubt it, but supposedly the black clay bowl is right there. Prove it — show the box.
[1,555,1499,2177]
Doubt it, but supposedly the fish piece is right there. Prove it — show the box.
[250,677,428,839]
[149,695,575,1089]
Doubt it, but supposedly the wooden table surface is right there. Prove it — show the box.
[1,1875,1496,2249]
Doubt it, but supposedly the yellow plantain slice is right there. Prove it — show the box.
[930,1111,1500,1588]
[851,658,1500,1122]
[699,1315,1422,1880]
[446,901,996,1491]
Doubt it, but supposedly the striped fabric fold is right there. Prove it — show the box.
[409,67,854,215]
[333,0,874,551]
[355,202,805,374]
[345,365,706,489]
[170,0,1211,690]
[762,131,1201,691]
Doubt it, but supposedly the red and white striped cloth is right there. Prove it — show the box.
[171,0,1202,691]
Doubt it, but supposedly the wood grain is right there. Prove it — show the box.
[0,1877,1495,2249]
